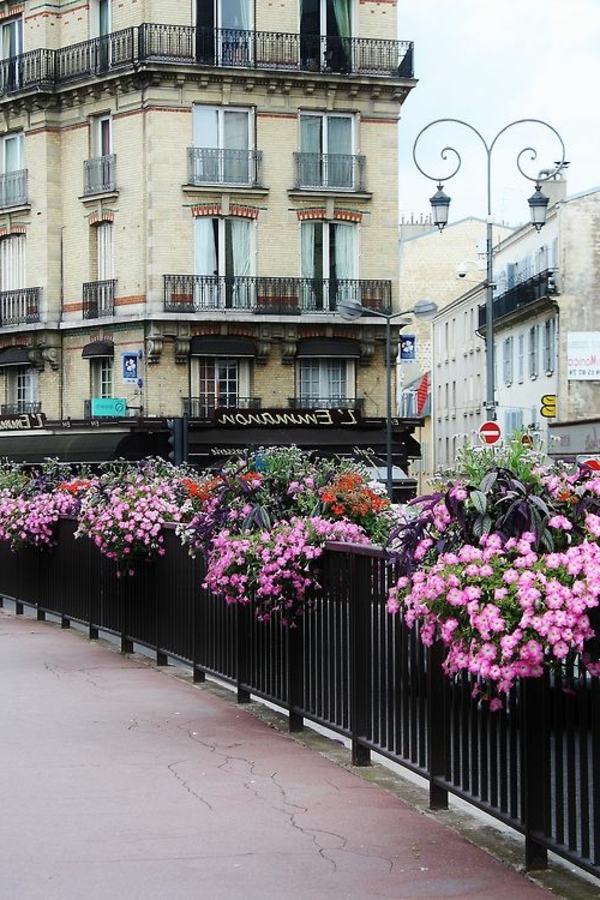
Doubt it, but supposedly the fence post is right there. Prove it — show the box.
[427,640,449,809]
[287,622,304,733]
[119,576,134,654]
[236,602,251,704]
[192,555,206,684]
[350,552,371,766]
[522,675,549,870]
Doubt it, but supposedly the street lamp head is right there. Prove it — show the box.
[429,183,451,231]
[336,297,364,321]
[528,183,550,232]
[411,299,439,319]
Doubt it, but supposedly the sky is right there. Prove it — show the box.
[397,0,600,227]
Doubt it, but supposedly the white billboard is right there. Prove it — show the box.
[567,332,600,380]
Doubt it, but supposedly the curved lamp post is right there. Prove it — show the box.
[412,118,566,421]
[337,297,438,500]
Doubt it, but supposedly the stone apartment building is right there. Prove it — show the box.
[0,0,419,483]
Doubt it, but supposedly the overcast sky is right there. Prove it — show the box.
[397,0,600,226]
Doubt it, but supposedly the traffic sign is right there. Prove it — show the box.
[478,421,502,445]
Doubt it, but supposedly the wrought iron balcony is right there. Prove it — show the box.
[0,25,413,100]
[478,269,558,329]
[83,154,117,195]
[187,147,263,187]
[164,275,391,315]
[0,169,28,208]
[293,153,366,191]
[0,287,41,325]
[183,396,261,419]
[82,279,116,319]
[288,397,364,411]
[1,401,42,415]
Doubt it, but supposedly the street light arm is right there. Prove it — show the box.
[412,118,489,184]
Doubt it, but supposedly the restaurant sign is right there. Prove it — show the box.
[214,407,362,427]
[0,412,47,431]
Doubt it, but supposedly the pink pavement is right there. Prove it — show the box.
[0,609,560,900]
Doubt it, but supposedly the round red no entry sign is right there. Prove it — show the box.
[478,421,502,445]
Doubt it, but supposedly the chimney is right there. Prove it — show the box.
[538,162,569,208]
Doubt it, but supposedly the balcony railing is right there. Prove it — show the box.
[0,25,413,99]
[187,147,262,187]
[164,275,391,315]
[1,401,42,415]
[0,169,28,208]
[82,279,116,319]
[183,396,261,418]
[0,287,41,325]
[478,269,558,329]
[293,153,366,191]
[83,154,117,195]
[288,397,364,411]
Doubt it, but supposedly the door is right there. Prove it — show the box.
[1,132,24,205]
[195,0,252,66]
[300,0,352,72]
[192,106,250,184]
[299,114,353,188]
[300,221,356,310]
[193,217,253,309]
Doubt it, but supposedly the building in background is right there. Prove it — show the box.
[0,0,420,486]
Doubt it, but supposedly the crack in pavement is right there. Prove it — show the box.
[167,760,214,812]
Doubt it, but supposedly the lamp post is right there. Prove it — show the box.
[412,118,566,421]
[337,297,438,501]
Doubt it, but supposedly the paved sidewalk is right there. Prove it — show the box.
[0,610,578,900]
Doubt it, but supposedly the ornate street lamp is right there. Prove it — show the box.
[412,118,566,420]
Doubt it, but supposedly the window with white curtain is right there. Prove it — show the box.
[91,115,112,157]
[298,358,353,407]
[192,106,252,183]
[300,220,356,309]
[0,235,25,291]
[0,131,24,206]
[96,222,114,281]
[299,113,355,188]
[517,333,524,383]
[193,217,253,308]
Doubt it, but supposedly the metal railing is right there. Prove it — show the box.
[164,275,392,315]
[187,147,262,187]
[83,154,117,195]
[82,279,116,318]
[293,153,366,191]
[0,401,42,415]
[479,269,557,329]
[0,287,41,325]
[288,397,364,410]
[0,169,28,208]
[183,396,261,418]
[1,528,598,879]
[0,26,413,100]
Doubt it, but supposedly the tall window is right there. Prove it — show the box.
[542,318,556,374]
[193,217,253,308]
[503,336,514,384]
[505,408,523,437]
[300,0,352,71]
[90,0,111,38]
[96,222,114,281]
[85,116,115,194]
[0,234,25,291]
[92,115,112,157]
[197,357,250,416]
[298,358,351,407]
[8,365,37,413]
[299,113,355,188]
[0,132,24,206]
[300,220,356,309]
[529,325,539,378]
[192,106,252,184]
[0,15,23,91]
[517,333,524,383]
[91,357,113,398]
[195,0,253,65]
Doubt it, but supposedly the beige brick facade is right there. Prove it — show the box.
[0,0,418,480]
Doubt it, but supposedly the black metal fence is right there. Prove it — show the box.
[0,523,598,879]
